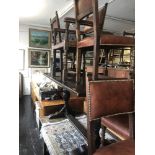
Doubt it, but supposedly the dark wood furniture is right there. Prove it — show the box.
[73,0,134,83]
[44,1,135,153]
[86,79,134,155]
[50,11,77,81]
[31,80,64,117]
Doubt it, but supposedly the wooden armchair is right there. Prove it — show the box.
[73,0,135,83]
[86,79,134,155]
[50,11,77,81]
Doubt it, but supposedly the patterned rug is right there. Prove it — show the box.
[41,115,87,155]
[40,115,115,155]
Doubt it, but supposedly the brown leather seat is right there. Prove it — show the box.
[94,139,135,155]
[78,34,134,48]
[101,114,129,139]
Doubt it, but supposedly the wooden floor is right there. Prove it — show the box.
[19,95,43,155]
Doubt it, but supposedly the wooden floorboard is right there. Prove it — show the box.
[19,95,43,155]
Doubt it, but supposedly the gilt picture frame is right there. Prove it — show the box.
[29,28,51,49]
[28,49,50,68]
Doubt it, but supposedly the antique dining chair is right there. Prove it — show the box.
[63,5,111,82]
[73,0,135,83]
[50,11,77,81]
[51,7,108,82]
[86,79,135,155]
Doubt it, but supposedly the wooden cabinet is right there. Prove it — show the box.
[31,81,64,117]
[31,80,85,117]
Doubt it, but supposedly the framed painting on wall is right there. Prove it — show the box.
[28,49,51,68]
[29,28,51,49]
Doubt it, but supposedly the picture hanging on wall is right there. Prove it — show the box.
[29,28,51,49]
[28,48,50,68]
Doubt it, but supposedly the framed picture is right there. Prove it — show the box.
[29,28,51,49]
[28,49,50,68]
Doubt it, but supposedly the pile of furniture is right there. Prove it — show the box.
[31,0,135,154]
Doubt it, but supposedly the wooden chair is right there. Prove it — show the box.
[64,5,111,83]
[50,11,77,81]
[86,79,134,155]
[73,0,135,83]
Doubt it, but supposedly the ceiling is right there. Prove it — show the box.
[19,0,135,34]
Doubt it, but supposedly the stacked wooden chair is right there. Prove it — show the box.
[50,11,77,81]
[70,0,135,83]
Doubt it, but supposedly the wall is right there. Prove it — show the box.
[19,24,51,95]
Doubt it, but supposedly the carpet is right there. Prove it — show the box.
[41,115,87,155]
[40,115,115,155]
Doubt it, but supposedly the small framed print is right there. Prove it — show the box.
[28,48,50,68]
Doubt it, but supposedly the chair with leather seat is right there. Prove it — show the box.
[101,113,134,142]
[86,79,135,155]
[73,0,135,83]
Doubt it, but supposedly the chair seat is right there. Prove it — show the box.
[93,139,134,155]
[77,34,135,48]
[101,114,129,139]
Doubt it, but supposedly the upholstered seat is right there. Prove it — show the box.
[101,114,129,139]
[93,139,135,155]
[78,35,135,48]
